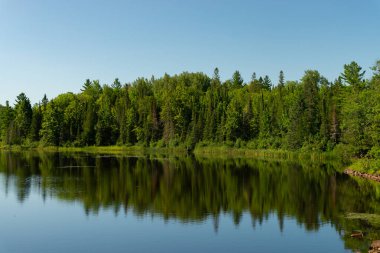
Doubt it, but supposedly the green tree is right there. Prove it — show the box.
[81,80,102,145]
[29,104,42,142]
[232,71,244,88]
[278,70,285,88]
[0,101,14,144]
[286,86,305,149]
[96,85,118,146]
[203,68,221,141]
[341,61,366,91]
[225,93,242,141]
[263,75,272,90]
[13,93,33,143]
[40,101,61,146]
[302,70,321,138]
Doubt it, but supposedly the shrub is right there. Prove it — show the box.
[332,144,356,160]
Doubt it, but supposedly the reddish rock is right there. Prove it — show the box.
[344,169,380,183]
[371,240,380,248]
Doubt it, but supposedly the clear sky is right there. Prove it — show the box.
[1,0,380,104]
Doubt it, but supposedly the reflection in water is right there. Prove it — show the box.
[0,151,380,252]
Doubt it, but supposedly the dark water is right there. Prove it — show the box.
[0,152,379,253]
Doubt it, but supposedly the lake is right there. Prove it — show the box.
[0,151,379,253]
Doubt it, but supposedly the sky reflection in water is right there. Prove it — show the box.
[0,152,377,253]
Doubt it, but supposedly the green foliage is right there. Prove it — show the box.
[11,93,33,144]
[341,61,366,91]
[278,70,285,88]
[0,101,14,144]
[232,70,244,88]
[1,60,380,161]
[29,104,42,141]
[40,101,61,146]
[332,144,357,161]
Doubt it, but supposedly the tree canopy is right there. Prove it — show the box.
[0,60,379,157]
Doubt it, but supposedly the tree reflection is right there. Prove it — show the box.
[0,151,380,251]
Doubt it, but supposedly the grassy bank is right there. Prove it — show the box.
[2,143,375,178]
[0,144,189,155]
[349,158,380,175]
[0,143,342,162]
[193,145,337,160]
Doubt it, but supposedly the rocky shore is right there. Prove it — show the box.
[369,240,380,253]
[344,169,380,183]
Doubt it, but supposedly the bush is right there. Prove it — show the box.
[196,141,210,147]
[368,146,380,159]
[224,141,234,147]
[246,140,258,149]
[351,158,380,174]
[325,140,336,152]
[169,139,179,148]
[234,138,242,148]
[332,144,356,160]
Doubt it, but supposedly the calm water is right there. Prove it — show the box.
[0,152,379,253]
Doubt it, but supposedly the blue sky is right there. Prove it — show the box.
[1,0,380,104]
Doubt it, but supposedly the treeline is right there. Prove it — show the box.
[0,61,379,156]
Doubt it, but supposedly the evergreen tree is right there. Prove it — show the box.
[40,101,61,146]
[341,61,366,91]
[0,101,14,144]
[13,93,33,143]
[278,70,285,88]
[301,70,321,138]
[0,60,378,158]
[232,71,244,88]
[29,104,42,141]
[263,75,272,90]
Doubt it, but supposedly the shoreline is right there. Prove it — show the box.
[0,144,338,161]
[3,145,380,183]
[344,169,380,183]
[0,145,189,155]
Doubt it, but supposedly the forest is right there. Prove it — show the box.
[0,60,380,160]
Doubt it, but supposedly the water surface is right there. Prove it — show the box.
[0,152,379,253]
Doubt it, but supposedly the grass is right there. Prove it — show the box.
[0,144,189,155]
[345,213,380,228]
[349,158,380,175]
[0,143,347,164]
[194,145,336,161]
[0,145,349,172]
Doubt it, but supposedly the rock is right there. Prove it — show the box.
[369,240,380,252]
[371,240,380,249]
[344,168,380,183]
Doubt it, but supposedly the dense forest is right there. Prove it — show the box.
[1,60,380,158]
